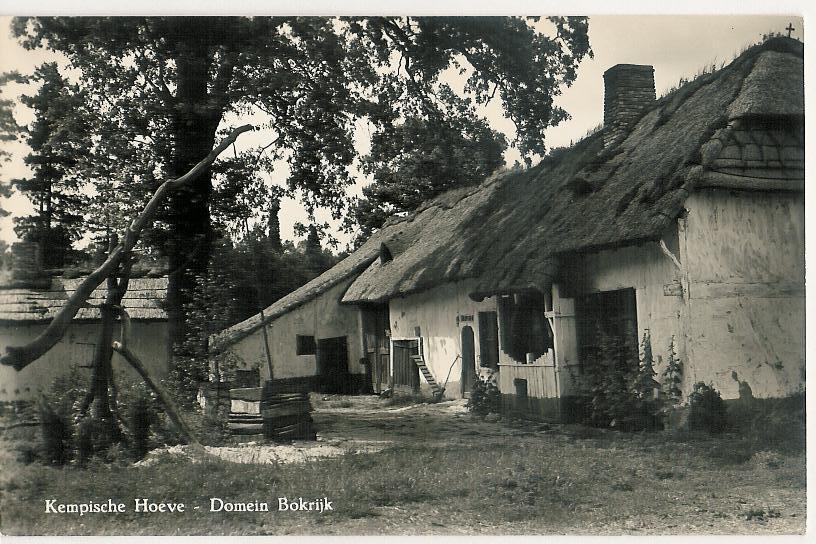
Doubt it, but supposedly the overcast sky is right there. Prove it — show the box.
[0,13,803,250]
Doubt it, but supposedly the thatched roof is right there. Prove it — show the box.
[211,37,803,350]
[0,276,168,323]
[343,38,803,304]
[209,228,394,352]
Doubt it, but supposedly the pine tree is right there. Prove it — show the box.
[12,63,91,268]
[662,336,683,405]
[633,330,659,401]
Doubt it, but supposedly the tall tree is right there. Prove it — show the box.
[12,63,91,268]
[346,93,507,242]
[0,73,22,218]
[12,16,592,350]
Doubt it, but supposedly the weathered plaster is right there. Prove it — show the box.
[0,320,169,402]
[226,278,365,382]
[682,189,805,398]
[389,279,497,398]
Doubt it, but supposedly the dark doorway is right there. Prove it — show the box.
[575,288,638,373]
[478,311,499,369]
[362,304,390,393]
[316,336,350,393]
[513,378,529,412]
[461,326,475,396]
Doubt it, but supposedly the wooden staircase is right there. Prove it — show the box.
[411,354,445,398]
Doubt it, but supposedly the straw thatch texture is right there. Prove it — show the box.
[212,37,803,349]
[0,277,168,322]
[727,50,804,119]
[343,39,802,304]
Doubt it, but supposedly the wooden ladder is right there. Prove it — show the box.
[411,354,445,397]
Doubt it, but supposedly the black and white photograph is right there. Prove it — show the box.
[0,4,808,538]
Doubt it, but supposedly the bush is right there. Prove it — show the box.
[37,398,73,466]
[576,329,663,431]
[127,387,157,460]
[727,391,805,452]
[76,416,100,466]
[467,374,500,416]
[687,382,728,434]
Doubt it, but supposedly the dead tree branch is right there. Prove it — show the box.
[112,341,200,446]
[114,309,199,445]
[1,124,254,371]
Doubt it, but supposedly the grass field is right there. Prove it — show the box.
[0,395,806,535]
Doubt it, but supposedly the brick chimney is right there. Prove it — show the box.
[11,241,42,281]
[603,64,656,147]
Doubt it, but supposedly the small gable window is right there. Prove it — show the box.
[296,335,316,355]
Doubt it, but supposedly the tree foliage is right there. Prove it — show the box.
[10,15,592,347]
[12,63,92,267]
[0,72,22,218]
[169,221,338,405]
[346,94,507,241]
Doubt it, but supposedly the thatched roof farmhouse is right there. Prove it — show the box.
[212,37,804,419]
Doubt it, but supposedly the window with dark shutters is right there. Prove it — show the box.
[496,293,553,363]
[478,311,500,369]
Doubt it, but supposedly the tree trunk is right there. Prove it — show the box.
[80,234,128,443]
[89,302,116,419]
[165,25,222,354]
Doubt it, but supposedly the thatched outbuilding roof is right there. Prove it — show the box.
[0,277,168,323]
[211,37,803,351]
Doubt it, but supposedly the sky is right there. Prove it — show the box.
[0,12,804,251]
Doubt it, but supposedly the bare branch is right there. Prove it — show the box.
[113,335,199,445]
[1,124,254,371]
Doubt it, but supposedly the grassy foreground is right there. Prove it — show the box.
[0,397,806,535]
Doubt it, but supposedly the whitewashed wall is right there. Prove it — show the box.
[0,320,169,402]
[555,235,683,397]
[681,189,805,399]
[226,278,365,381]
[389,279,496,398]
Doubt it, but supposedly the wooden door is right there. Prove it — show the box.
[461,326,475,396]
[478,311,499,369]
[362,304,390,393]
[316,336,349,393]
[392,339,420,392]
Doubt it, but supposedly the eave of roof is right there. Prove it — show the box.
[0,276,169,323]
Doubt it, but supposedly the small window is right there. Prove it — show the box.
[233,368,260,388]
[296,335,316,355]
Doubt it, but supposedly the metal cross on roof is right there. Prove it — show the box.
[786,23,795,37]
